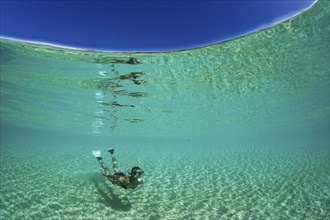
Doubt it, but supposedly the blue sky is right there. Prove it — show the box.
[0,0,316,52]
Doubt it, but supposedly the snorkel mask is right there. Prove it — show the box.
[130,166,144,181]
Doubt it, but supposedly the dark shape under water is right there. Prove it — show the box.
[101,102,135,108]
[89,173,132,211]
[112,57,140,64]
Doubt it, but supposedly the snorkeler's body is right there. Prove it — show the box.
[93,148,143,190]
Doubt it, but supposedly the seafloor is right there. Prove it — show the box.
[1,127,329,219]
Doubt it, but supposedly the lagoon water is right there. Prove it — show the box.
[1,1,329,219]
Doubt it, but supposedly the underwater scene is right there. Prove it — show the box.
[1,1,329,219]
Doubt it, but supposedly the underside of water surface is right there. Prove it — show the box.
[0,1,329,219]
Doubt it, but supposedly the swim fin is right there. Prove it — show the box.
[92,150,102,160]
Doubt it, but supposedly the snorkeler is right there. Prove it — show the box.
[92,148,144,190]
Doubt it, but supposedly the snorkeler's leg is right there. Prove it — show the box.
[108,148,119,173]
[97,157,112,177]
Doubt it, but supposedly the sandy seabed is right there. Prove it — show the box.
[0,143,329,220]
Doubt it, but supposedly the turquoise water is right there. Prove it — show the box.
[1,1,329,219]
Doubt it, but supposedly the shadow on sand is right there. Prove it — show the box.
[89,173,132,211]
